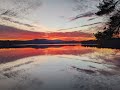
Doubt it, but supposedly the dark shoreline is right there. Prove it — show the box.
[0,39,80,49]
[81,38,120,49]
[0,44,78,49]
[0,38,120,49]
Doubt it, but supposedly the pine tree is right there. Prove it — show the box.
[94,0,120,40]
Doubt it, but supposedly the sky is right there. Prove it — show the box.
[0,0,103,41]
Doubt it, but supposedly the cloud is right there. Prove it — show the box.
[1,10,17,17]
[0,0,43,32]
[70,11,95,21]
[48,31,92,38]
[0,25,46,40]
[0,0,42,18]
[0,25,93,41]
[80,22,103,27]
[88,17,98,21]
[1,17,33,27]
[73,0,99,12]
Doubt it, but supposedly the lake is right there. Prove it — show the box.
[0,44,120,90]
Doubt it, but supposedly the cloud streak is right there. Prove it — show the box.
[0,0,42,32]
[0,25,93,41]
[1,17,33,27]
[0,0,42,17]
[70,11,95,21]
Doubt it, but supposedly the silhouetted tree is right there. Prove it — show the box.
[94,0,120,40]
[96,0,118,16]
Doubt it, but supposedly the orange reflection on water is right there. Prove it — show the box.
[44,45,95,55]
[0,44,119,64]
[0,45,96,63]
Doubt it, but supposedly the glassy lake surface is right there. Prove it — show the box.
[0,44,120,90]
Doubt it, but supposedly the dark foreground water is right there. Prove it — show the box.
[0,44,120,90]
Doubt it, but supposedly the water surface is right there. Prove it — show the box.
[0,45,120,90]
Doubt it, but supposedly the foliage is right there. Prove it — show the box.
[95,0,120,40]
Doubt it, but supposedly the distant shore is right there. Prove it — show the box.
[0,38,120,49]
[0,39,81,49]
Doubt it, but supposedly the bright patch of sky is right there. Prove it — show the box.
[0,0,102,32]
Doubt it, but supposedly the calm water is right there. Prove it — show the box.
[0,45,120,90]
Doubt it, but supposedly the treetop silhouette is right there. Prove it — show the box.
[95,0,120,40]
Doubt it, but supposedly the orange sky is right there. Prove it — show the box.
[0,25,94,41]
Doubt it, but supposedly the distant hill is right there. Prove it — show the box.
[0,39,81,46]
[0,39,81,48]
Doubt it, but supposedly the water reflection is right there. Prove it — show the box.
[0,45,95,64]
[0,45,120,90]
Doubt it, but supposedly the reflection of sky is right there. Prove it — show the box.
[0,47,120,90]
[0,45,119,65]
[0,45,95,63]
[0,0,100,32]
